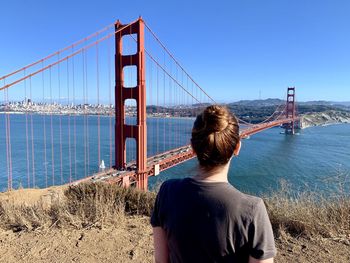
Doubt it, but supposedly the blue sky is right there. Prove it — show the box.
[1,0,350,102]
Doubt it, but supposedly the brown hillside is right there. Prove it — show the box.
[0,183,349,263]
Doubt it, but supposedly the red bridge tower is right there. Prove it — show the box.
[115,18,148,190]
[284,87,297,134]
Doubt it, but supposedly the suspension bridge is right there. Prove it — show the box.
[0,18,299,192]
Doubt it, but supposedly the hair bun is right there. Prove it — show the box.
[202,105,229,132]
[191,104,240,168]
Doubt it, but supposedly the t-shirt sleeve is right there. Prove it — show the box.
[150,182,167,227]
[248,198,277,260]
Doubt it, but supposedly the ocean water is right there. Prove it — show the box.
[1,114,349,195]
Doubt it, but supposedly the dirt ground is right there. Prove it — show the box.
[1,218,349,263]
[0,216,153,263]
[0,188,349,263]
[0,186,65,206]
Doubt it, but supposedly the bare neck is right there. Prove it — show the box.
[193,161,231,183]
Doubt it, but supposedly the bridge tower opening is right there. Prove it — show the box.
[115,18,148,190]
[284,87,297,134]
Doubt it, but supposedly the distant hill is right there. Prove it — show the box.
[330,102,350,109]
[298,100,332,106]
[298,101,350,110]
[229,98,284,107]
[225,99,350,124]
[228,99,350,108]
[330,101,350,106]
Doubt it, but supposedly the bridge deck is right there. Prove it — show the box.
[72,117,298,187]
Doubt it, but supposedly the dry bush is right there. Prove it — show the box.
[0,182,156,232]
[1,179,348,240]
[265,181,350,239]
[0,202,56,232]
[64,182,156,227]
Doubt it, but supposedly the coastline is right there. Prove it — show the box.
[0,111,196,120]
[3,110,350,127]
[301,110,350,129]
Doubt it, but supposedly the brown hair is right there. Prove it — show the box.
[191,105,240,168]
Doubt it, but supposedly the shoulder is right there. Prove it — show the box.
[157,178,187,196]
[226,185,262,207]
[159,178,184,190]
[238,192,264,210]
[151,179,184,227]
[225,187,265,219]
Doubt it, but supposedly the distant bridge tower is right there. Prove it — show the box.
[115,18,148,190]
[284,87,297,134]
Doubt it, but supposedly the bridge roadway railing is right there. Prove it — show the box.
[71,117,298,187]
[70,145,196,187]
[240,117,297,138]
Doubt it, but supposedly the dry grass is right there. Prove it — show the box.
[0,181,349,242]
[265,181,350,239]
[0,182,156,232]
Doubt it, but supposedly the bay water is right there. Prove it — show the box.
[1,114,349,195]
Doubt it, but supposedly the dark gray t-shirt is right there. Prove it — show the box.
[151,178,276,263]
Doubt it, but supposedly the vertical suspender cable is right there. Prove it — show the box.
[24,71,30,187]
[149,58,153,155]
[96,40,101,169]
[175,65,178,147]
[49,67,55,185]
[67,59,72,183]
[156,65,159,154]
[168,57,171,149]
[58,53,63,184]
[86,50,90,175]
[8,88,12,190]
[4,81,10,190]
[163,51,166,152]
[181,69,184,146]
[192,81,194,123]
[42,63,48,187]
[171,63,175,149]
[83,50,87,177]
[72,48,77,181]
[30,77,35,187]
[169,60,173,148]
[187,75,189,142]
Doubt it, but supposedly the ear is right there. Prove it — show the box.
[233,140,241,156]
